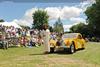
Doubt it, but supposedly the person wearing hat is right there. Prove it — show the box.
[41,24,50,54]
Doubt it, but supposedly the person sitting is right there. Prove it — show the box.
[20,36,28,47]
[29,36,38,47]
[0,32,8,49]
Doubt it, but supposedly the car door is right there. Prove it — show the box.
[76,34,83,49]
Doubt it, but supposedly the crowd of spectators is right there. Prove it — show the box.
[0,24,44,47]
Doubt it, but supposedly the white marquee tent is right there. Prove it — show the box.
[0,22,22,29]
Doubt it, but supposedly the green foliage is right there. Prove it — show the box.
[49,26,54,32]
[70,23,84,33]
[85,0,100,36]
[0,42,100,67]
[32,10,49,30]
[53,18,64,34]
[70,23,90,37]
[0,19,4,22]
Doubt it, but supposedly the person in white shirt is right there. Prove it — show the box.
[41,24,50,53]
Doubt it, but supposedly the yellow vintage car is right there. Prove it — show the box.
[49,33,86,54]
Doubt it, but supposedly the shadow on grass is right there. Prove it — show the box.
[29,48,85,56]
[29,52,58,55]
[8,46,18,48]
[29,50,71,56]
[29,52,71,56]
[0,46,18,50]
[77,48,85,51]
[57,51,70,54]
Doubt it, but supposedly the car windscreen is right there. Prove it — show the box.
[62,33,77,39]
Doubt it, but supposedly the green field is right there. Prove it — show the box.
[0,42,100,67]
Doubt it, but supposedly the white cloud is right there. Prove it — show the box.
[79,0,96,11]
[24,8,38,19]
[12,8,38,27]
[70,17,85,23]
[11,6,82,27]
[61,6,82,19]
[45,7,61,20]
[63,25,73,31]
[25,6,82,21]
[88,0,96,3]
[45,6,82,20]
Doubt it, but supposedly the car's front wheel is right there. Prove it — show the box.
[50,47,55,53]
[69,43,75,54]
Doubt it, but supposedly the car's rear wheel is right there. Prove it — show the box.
[69,43,75,54]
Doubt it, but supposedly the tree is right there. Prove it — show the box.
[0,19,4,22]
[53,18,64,34]
[32,10,49,30]
[85,0,100,36]
[70,23,90,37]
[49,26,54,32]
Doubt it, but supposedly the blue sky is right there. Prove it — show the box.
[0,2,81,21]
[0,1,93,31]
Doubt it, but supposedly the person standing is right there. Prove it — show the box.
[41,24,50,53]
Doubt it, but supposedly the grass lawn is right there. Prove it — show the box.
[0,42,100,67]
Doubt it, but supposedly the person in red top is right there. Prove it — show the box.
[20,36,27,47]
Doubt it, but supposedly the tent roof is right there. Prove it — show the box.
[0,22,22,29]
